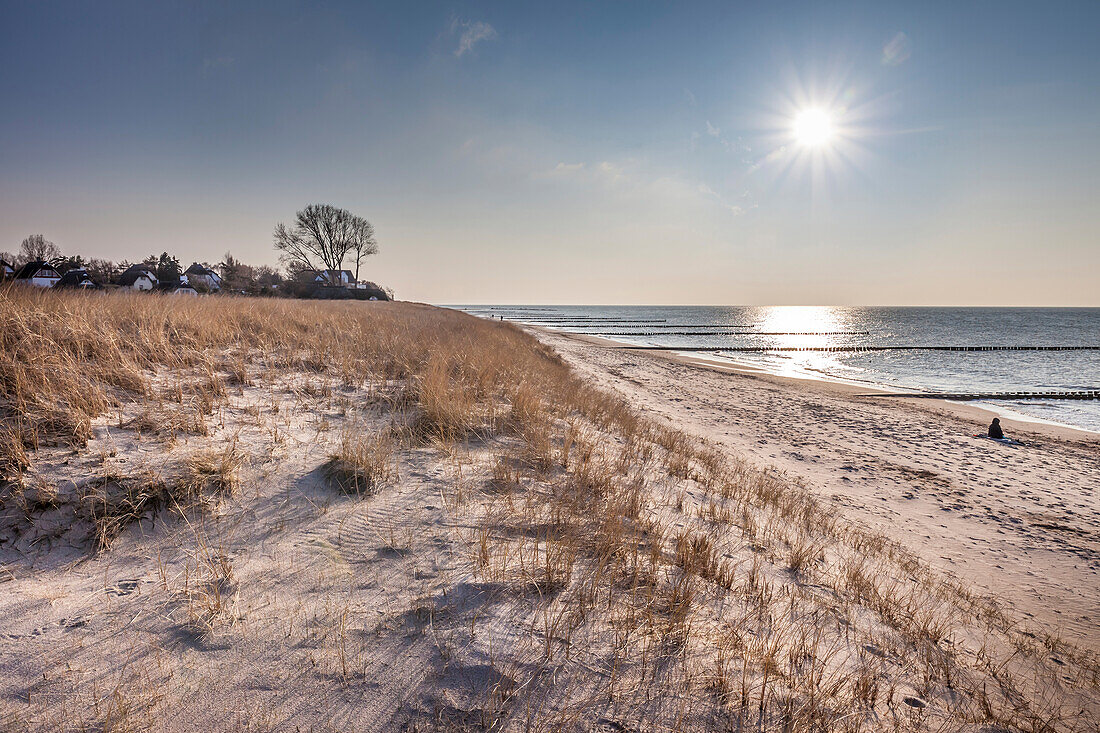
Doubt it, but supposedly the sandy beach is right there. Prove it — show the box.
[533,327,1100,651]
[3,294,1098,730]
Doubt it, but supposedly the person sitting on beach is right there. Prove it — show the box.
[988,417,1005,440]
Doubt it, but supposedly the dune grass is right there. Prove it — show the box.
[1,286,1097,731]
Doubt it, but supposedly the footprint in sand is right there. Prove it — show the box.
[107,579,140,596]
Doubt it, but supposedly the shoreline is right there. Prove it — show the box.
[527,323,1100,650]
[532,325,1100,441]
[539,325,1100,440]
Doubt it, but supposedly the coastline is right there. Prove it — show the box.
[4,294,1098,729]
[527,323,1100,650]
[535,325,1100,442]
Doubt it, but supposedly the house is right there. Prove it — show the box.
[156,278,199,296]
[0,259,14,281]
[118,264,158,291]
[13,261,61,287]
[314,270,356,288]
[185,263,222,291]
[56,269,101,289]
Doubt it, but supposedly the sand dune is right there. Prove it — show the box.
[2,294,1097,730]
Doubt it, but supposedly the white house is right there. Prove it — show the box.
[185,263,222,291]
[0,259,14,281]
[314,269,356,287]
[157,277,199,296]
[118,265,158,291]
[13,261,61,287]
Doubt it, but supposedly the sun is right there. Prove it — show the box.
[791,108,835,147]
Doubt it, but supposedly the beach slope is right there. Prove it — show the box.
[535,327,1100,650]
[1,292,1097,730]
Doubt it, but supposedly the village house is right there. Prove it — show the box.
[56,269,101,289]
[156,278,199,296]
[314,269,357,288]
[0,259,14,281]
[13,260,61,287]
[118,264,158,291]
[185,263,222,291]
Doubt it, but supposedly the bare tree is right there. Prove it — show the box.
[85,258,116,284]
[273,204,352,285]
[273,204,378,286]
[19,234,61,265]
[348,217,379,284]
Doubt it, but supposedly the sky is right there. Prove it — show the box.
[1,0,1098,305]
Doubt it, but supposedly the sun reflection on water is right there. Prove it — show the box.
[759,305,847,336]
[755,306,855,379]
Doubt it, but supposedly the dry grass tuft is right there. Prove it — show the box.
[0,424,30,481]
[324,431,397,496]
[181,538,237,637]
[85,471,178,551]
[187,442,245,496]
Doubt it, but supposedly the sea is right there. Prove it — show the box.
[452,306,1100,433]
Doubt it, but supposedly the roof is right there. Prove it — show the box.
[0,259,13,271]
[315,269,355,280]
[156,281,197,292]
[185,263,219,277]
[118,265,158,287]
[56,269,100,288]
[14,261,60,280]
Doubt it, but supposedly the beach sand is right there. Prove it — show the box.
[533,327,1100,651]
[3,295,1097,730]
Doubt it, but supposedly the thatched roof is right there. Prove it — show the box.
[314,269,355,282]
[56,269,101,289]
[118,265,157,287]
[185,263,219,277]
[156,280,197,293]
[14,261,60,280]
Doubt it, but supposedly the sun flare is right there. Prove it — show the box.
[791,108,835,147]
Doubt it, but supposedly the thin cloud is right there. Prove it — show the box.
[746,145,788,174]
[882,32,910,66]
[552,162,586,173]
[452,19,498,57]
[698,122,747,154]
[697,183,744,214]
[545,159,743,215]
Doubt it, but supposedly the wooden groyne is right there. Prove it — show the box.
[531,325,754,331]
[591,330,870,336]
[858,391,1100,401]
[561,324,757,329]
[516,318,670,323]
[622,345,1100,353]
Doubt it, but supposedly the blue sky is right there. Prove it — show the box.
[2,0,1097,304]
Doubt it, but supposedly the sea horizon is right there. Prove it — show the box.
[455,304,1100,432]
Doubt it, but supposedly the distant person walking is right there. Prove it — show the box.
[988,417,1005,440]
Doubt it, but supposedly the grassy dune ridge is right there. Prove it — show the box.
[0,288,1097,731]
